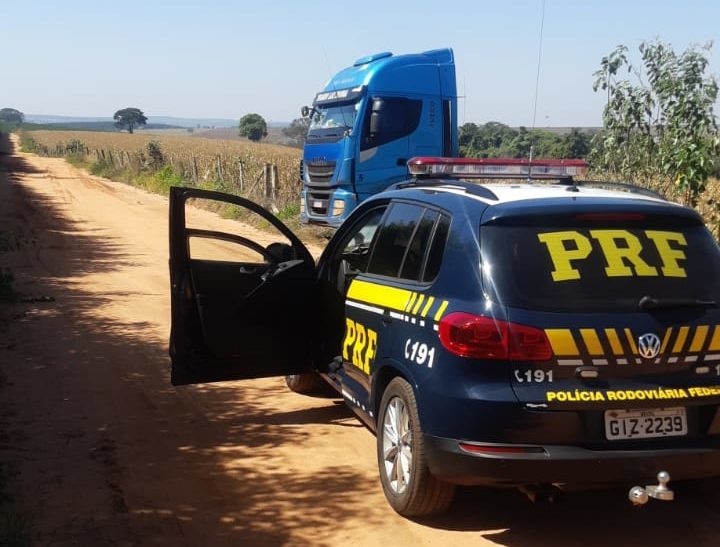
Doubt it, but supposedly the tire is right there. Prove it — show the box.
[284,373,323,394]
[377,377,456,516]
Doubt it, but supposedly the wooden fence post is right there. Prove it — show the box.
[191,155,199,183]
[271,164,278,201]
[216,155,224,182]
[237,160,244,192]
[263,163,279,213]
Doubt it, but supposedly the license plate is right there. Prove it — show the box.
[313,200,323,208]
[604,407,687,440]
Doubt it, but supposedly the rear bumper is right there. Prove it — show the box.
[425,435,720,486]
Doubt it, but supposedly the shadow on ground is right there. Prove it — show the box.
[0,136,380,546]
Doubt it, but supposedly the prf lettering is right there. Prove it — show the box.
[342,318,378,374]
[537,230,687,282]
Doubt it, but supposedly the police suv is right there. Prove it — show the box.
[169,157,720,516]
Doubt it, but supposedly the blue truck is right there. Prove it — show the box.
[300,48,458,226]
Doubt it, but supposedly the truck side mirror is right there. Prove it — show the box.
[301,106,311,118]
[369,98,385,135]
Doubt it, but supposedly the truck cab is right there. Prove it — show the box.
[301,48,457,227]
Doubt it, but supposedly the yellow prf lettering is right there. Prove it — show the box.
[364,330,378,374]
[352,323,367,369]
[589,230,658,277]
[343,318,379,374]
[537,231,592,281]
[645,230,688,277]
[342,318,356,361]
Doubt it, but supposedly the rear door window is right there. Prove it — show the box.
[481,224,720,312]
[367,202,423,277]
[367,202,451,282]
[400,209,439,280]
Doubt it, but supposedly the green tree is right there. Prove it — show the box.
[113,107,148,133]
[0,108,24,125]
[282,117,310,147]
[560,128,591,158]
[238,113,268,142]
[591,41,719,206]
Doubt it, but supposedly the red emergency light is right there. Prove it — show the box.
[407,157,589,179]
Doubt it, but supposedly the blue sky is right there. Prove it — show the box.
[2,0,718,126]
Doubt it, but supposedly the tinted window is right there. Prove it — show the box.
[423,215,451,282]
[336,208,385,273]
[361,97,422,151]
[481,224,720,312]
[400,210,439,281]
[367,203,423,277]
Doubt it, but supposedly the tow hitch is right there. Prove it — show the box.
[628,471,674,506]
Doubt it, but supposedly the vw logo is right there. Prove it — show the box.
[638,333,661,359]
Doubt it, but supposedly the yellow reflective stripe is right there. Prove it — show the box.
[690,325,709,353]
[604,328,624,355]
[545,329,579,356]
[672,326,690,354]
[412,294,425,315]
[580,329,603,355]
[433,300,449,321]
[660,327,673,354]
[420,296,435,318]
[710,326,720,351]
[405,292,417,312]
[346,280,413,312]
[624,329,638,354]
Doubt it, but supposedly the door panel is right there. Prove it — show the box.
[169,187,317,385]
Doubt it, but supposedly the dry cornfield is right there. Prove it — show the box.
[26,130,302,204]
[20,129,720,239]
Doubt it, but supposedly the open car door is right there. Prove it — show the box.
[169,187,317,385]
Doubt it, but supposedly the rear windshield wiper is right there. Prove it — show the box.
[639,296,718,311]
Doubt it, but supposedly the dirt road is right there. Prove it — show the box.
[2,135,720,546]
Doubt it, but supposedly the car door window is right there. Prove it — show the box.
[367,202,424,278]
[422,214,451,282]
[337,207,385,273]
[400,209,440,281]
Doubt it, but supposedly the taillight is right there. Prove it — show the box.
[438,312,552,361]
[508,322,553,361]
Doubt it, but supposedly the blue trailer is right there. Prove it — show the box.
[300,48,457,226]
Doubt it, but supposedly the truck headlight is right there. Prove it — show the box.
[300,197,305,214]
[332,201,345,217]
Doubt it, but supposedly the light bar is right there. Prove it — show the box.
[407,157,589,178]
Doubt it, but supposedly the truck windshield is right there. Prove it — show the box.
[308,102,360,134]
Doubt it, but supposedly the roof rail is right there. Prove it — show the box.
[389,180,499,201]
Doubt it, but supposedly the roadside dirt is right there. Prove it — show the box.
[2,134,720,546]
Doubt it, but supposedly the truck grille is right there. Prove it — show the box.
[307,190,332,216]
[306,161,336,184]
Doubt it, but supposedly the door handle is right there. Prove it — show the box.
[382,312,393,325]
[396,158,408,166]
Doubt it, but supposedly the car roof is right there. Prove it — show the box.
[370,178,702,224]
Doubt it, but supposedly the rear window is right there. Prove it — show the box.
[481,225,720,312]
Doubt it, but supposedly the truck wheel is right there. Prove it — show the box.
[285,373,322,394]
[377,377,455,516]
